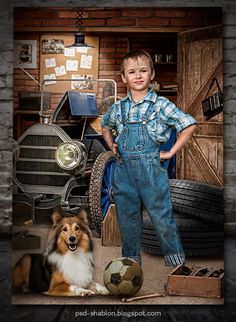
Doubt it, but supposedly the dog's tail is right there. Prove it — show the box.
[12,254,32,292]
[12,254,51,293]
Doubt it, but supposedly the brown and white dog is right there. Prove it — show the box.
[12,208,109,297]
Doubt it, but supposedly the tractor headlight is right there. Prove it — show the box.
[56,141,86,171]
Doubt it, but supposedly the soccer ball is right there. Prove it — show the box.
[103,257,144,296]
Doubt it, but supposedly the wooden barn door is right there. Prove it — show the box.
[177,25,223,186]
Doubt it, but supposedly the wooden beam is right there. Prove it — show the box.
[14,26,185,33]
[181,25,222,42]
[193,122,223,138]
[185,138,223,186]
[188,59,223,118]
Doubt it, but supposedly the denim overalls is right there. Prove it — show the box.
[112,101,185,266]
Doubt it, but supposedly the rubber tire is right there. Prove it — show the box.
[89,151,116,236]
[170,179,224,224]
[141,215,224,257]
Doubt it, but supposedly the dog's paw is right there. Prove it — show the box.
[76,288,95,297]
[93,283,110,295]
[70,285,95,297]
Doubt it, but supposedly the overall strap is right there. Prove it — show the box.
[141,101,156,124]
[120,100,127,125]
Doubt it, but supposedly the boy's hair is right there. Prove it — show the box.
[120,49,154,75]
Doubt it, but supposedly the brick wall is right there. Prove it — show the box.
[99,36,128,97]
[12,7,222,122]
[14,7,222,29]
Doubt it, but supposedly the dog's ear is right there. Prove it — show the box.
[44,209,62,258]
[44,226,58,257]
[78,207,89,224]
[51,210,62,225]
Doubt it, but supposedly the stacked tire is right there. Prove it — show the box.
[141,179,224,257]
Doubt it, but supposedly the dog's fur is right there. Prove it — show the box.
[12,208,109,296]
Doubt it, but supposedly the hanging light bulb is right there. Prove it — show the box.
[66,8,94,49]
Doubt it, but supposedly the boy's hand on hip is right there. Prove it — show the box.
[112,143,118,156]
[160,151,173,161]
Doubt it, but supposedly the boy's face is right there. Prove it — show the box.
[121,56,155,92]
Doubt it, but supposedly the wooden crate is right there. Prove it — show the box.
[101,204,121,246]
[12,235,41,250]
[166,265,224,298]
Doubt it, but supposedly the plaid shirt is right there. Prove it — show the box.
[101,88,197,143]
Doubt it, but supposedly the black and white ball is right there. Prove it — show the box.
[103,257,144,296]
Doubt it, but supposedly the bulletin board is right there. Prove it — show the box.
[40,34,99,93]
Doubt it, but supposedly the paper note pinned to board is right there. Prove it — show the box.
[43,73,56,85]
[66,59,78,71]
[45,58,56,68]
[76,47,88,53]
[80,55,93,69]
[64,47,75,57]
[55,65,66,76]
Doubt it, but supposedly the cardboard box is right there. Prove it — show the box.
[166,265,224,298]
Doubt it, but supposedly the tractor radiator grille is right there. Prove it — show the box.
[20,148,55,160]
[16,126,70,189]
[17,174,69,186]
[21,135,62,147]
[17,161,62,172]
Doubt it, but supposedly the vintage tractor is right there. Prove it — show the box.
[13,81,117,234]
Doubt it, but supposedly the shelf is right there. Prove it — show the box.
[157,90,177,92]
[154,62,177,65]
[14,109,40,115]
[129,34,178,98]
[155,90,177,96]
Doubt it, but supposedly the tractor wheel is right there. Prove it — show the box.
[89,151,116,235]
[170,179,224,224]
[141,214,224,257]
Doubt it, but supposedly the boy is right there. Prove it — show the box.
[101,49,197,266]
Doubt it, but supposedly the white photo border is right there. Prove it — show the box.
[14,39,37,69]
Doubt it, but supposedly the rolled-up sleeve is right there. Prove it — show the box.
[161,100,197,132]
[101,103,117,130]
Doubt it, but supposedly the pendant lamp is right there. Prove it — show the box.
[66,8,94,49]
